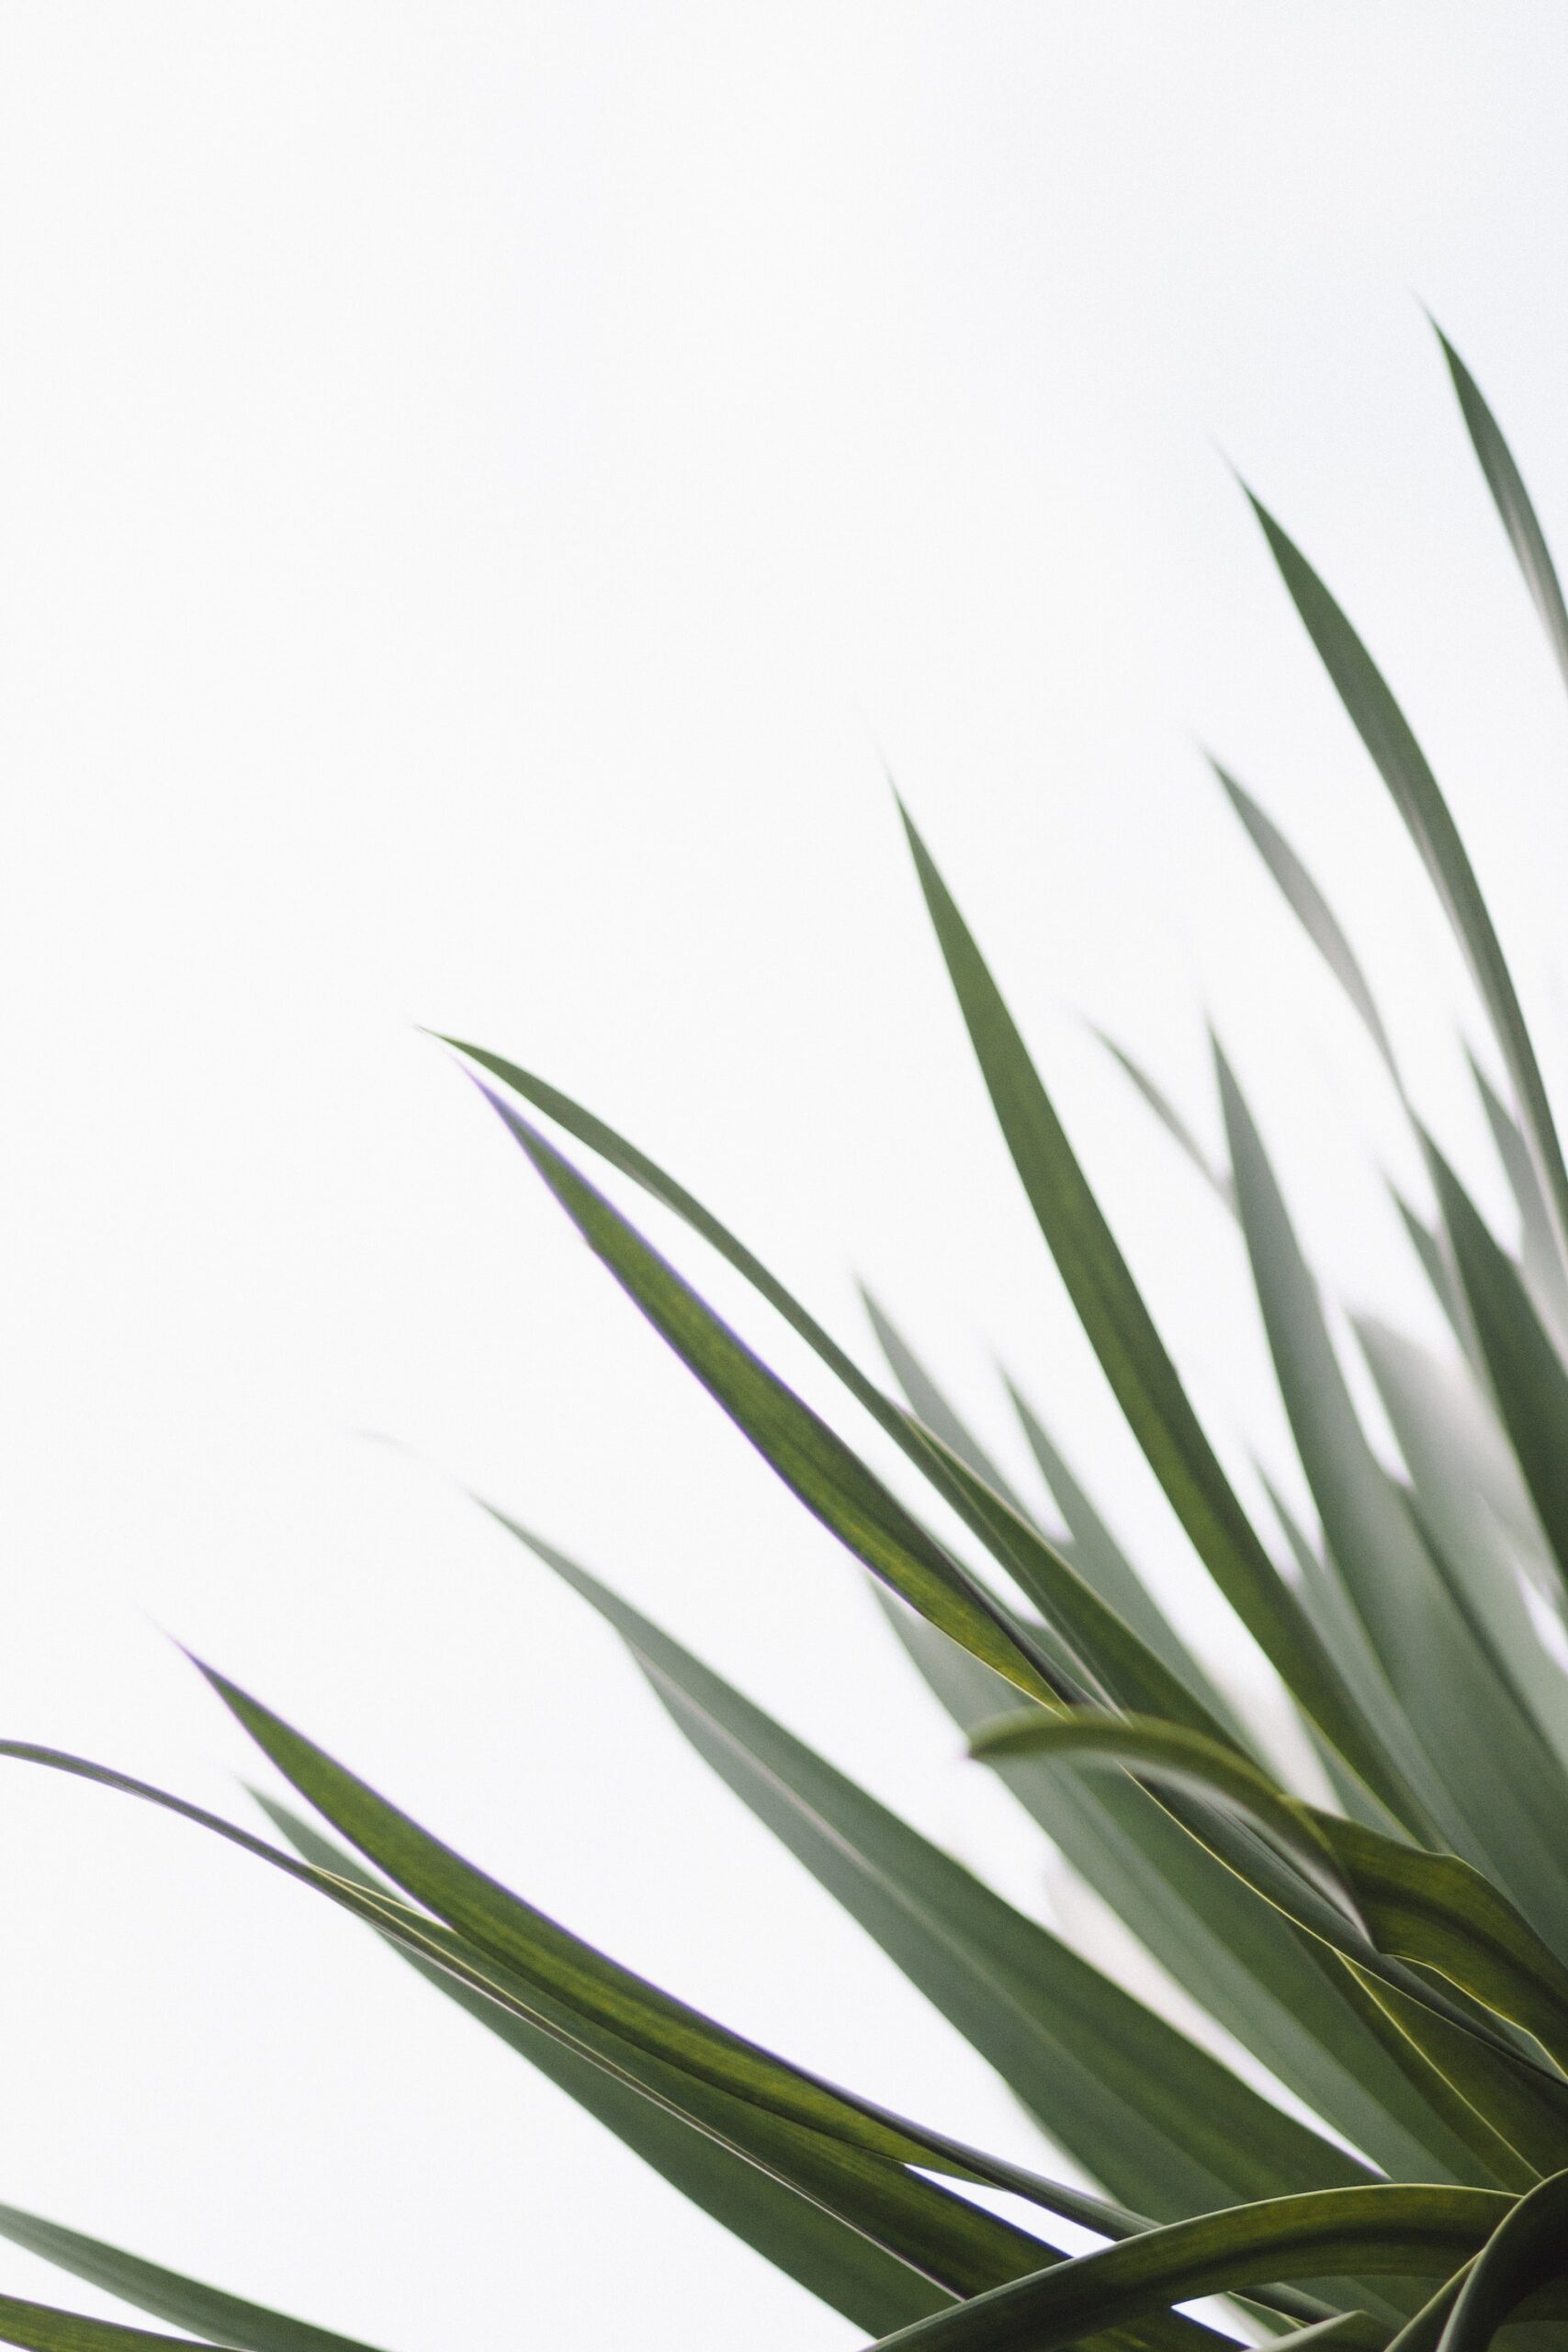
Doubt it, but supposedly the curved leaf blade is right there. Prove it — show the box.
[1438,2165,1568,2352]
[497,1514,1369,2217]
[859,2186,1519,2352]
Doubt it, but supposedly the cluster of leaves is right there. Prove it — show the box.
[10,326,1568,2352]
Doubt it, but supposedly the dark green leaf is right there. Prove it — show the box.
[880,1589,1490,2186]
[860,2186,1520,2352]
[496,1513,1368,2217]
[968,1713,1358,1929]
[1437,325,1568,699]
[1427,1137,1568,1607]
[474,1090,1063,1707]
[1218,1046,1568,1930]
[0,2301,199,2352]
[0,2212,386,2352]
[899,806,1416,1824]
[1248,492,1568,1274]
[1437,2165,1568,2352]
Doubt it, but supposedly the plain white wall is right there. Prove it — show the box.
[4,6,1568,2346]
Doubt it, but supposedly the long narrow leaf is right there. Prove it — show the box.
[1437,2165,1568,2352]
[494,1512,1370,2217]
[1427,1138,1568,1605]
[1248,492,1568,1275]
[858,2187,1523,2352]
[1212,762,1395,1073]
[1437,326,1568,699]
[880,1595,1492,2187]
[0,2213,387,2352]
[472,1090,1064,1708]
[1217,1046,1568,1933]
[898,806,1418,1826]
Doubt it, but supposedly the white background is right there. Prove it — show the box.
[4,7,1568,2346]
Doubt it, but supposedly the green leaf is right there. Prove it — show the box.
[0,1734,1116,2293]
[988,1370,1243,1739]
[1469,1055,1568,1351]
[898,805,1416,1825]
[1351,1320,1564,1763]
[1217,1045,1568,1930]
[0,2212,385,2352]
[1343,1965,1566,2186]
[858,1292,1030,1515]
[252,1798,964,2335]
[1311,1816,1568,2078]
[1247,491,1568,1276]
[886,1586,1493,2186]
[0,2301,200,2352]
[892,1425,1237,1740]
[1436,325,1568,700]
[1437,2165,1568,2352]
[1211,761,1395,1074]
[966,1702,1568,2138]
[454,1046,1221,1730]
[968,1713,1359,1930]
[494,1512,1370,2218]
[472,1089,1063,1708]
[1089,1029,1235,1209]
[1426,1137,1568,1607]
[858,2186,1523,2352]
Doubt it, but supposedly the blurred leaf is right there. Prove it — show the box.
[1437,325,1568,699]
[1427,1138,1568,1609]
[1217,1046,1568,1931]
[1089,1029,1235,1208]
[1212,762,1395,1074]
[0,2302,203,2352]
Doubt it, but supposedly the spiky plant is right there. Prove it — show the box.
[6,326,1568,2352]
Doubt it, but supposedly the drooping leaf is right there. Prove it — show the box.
[966,1704,1568,2140]
[251,1799,968,2335]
